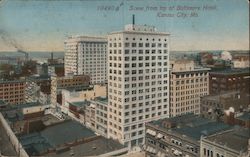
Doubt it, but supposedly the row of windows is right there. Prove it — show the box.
[172,91,207,96]
[124,96,168,102]
[174,72,208,78]
[109,42,168,48]
[0,88,24,91]
[124,111,167,123]
[79,44,106,47]
[109,99,168,110]
[109,49,168,55]
[127,62,165,69]
[124,105,167,116]
[124,123,144,131]
[109,68,168,75]
[109,93,168,103]
[109,75,167,82]
[0,83,24,87]
[109,37,167,42]
[80,49,106,51]
[174,86,209,91]
[83,57,106,60]
[203,148,224,157]
[175,79,208,84]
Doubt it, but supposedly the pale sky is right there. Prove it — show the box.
[0,0,249,52]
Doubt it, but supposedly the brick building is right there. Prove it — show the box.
[209,68,250,94]
[201,91,250,123]
[0,80,26,105]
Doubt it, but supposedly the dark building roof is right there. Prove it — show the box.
[69,101,90,108]
[236,112,250,121]
[95,96,108,105]
[18,120,126,156]
[210,68,250,75]
[173,121,231,140]
[204,128,249,152]
[50,137,126,157]
[148,114,232,140]
[40,120,95,147]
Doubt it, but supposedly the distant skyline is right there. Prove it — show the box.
[0,0,249,52]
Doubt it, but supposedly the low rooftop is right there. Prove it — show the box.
[95,96,108,105]
[69,101,90,108]
[210,68,250,75]
[50,137,126,157]
[204,128,249,152]
[18,119,126,156]
[202,91,240,101]
[1,102,47,122]
[149,114,232,140]
[0,79,25,84]
[236,112,250,121]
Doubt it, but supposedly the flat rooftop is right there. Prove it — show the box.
[0,79,25,84]
[41,120,95,147]
[205,128,249,152]
[202,91,240,101]
[1,102,48,123]
[173,121,231,140]
[172,67,210,74]
[18,119,126,156]
[95,96,108,105]
[210,68,250,75]
[19,120,95,155]
[69,101,90,107]
[49,137,126,157]
[149,114,232,140]
[236,112,250,121]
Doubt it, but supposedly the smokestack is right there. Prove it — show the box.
[51,52,53,60]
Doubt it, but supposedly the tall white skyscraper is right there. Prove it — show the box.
[107,24,170,148]
[64,36,107,84]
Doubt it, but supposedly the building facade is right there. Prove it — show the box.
[209,68,250,94]
[170,60,210,117]
[0,80,26,105]
[51,74,90,105]
[107,24,170,148]
[64,36,107,84]
[90,97,108,137]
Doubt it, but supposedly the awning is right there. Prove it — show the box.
[157,133,163,138]
[147,129,156,136]
[173,150,179,155]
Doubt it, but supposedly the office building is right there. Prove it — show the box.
[107,23,170,148]
[170,60,210,117]
[64,36,107,84]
